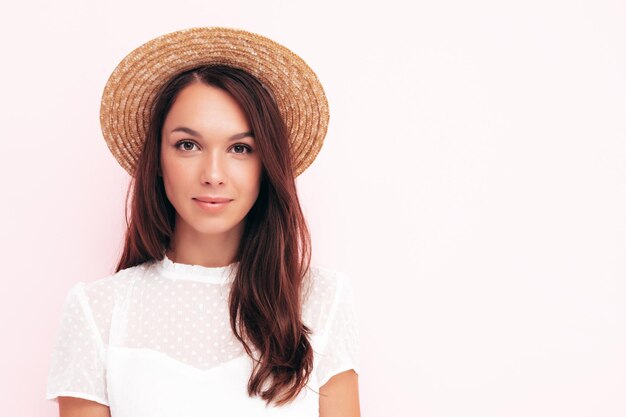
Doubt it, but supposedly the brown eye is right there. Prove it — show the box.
[232,144,252,154]
[175,140,198,151]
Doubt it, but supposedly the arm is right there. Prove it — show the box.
[319,369,361,417]
[46,283,112,414]
[59,397,111,417]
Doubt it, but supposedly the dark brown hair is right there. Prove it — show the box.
[114,64,315,406]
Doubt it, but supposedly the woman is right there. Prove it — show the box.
[45,27,360,416]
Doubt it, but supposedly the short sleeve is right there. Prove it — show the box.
[315,272,361,388]
[45,282,109,406]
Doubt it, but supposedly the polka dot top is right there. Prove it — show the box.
[45,254,360,416]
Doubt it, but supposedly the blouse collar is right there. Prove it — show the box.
[155,253,239,284]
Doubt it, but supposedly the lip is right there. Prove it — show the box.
[193,198,231,212]
[194,196,233,203]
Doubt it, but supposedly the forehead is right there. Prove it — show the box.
[163,82,250,133]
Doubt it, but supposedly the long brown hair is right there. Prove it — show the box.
[114,64,315,406]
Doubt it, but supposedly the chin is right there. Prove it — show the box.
[193,217,246,234]
[192,221,236,235]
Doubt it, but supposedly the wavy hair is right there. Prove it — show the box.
[114,64,314,406]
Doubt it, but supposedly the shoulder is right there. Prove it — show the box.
[302,264,347,304]
[58,260,155,343]
[71,260,152,303]
[301,264,355,333]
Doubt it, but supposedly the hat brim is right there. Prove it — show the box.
[99,26,329,177]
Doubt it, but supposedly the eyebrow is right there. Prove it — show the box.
[170,126,254,141]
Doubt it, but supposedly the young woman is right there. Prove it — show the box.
[45,27,360,416]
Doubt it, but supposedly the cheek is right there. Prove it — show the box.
[247,162,263,194]
[161,160,191,200]
[234,164,262,200]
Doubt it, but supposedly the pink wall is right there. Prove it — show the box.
[2,1,626,416]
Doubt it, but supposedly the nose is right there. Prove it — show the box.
[200,150,226,185]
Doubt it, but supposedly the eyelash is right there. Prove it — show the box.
[174,140,253,154]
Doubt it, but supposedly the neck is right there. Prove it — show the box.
[167,216,244,268]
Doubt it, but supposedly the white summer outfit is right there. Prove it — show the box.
[45,255,360,416]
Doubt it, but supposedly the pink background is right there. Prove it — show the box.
[2,1,625,416]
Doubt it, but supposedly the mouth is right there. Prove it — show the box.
[193,197,233,204]
[193,198,232,212]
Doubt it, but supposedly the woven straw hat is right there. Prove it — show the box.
[99,26,329,178]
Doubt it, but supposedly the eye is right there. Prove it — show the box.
[232,144,253,154]
[175,140,199,152]
[174,140,253,154]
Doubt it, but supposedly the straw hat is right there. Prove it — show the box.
[99,26,329,178]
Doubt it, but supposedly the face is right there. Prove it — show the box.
[160,81,263,240]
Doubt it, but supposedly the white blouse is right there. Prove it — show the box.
[45,254,360,416]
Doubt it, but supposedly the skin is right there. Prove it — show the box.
[159,81,262,267]
[58,81,360,416]
[319,370,361,417]
[58,397,110,417]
